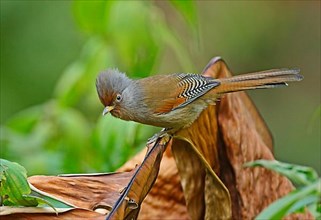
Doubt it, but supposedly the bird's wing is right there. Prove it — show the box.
[172,73,220,109]
[148,73,220,114]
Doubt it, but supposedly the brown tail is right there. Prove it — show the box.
[213,68,303,94]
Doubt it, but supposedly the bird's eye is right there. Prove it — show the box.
[115,93,122,102]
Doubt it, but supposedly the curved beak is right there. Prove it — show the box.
[102,106,114,116]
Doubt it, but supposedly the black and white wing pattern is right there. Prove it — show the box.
[172,73,220,110]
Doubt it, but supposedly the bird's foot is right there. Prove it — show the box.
[147,128,171,145]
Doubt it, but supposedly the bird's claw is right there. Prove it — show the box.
[147,128,171,145]
[147,133,163,145]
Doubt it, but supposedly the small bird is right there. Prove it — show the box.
[96,59,303,135]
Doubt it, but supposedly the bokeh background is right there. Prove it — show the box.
[1,1,320,175]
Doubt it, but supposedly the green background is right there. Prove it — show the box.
[1,1,320,175]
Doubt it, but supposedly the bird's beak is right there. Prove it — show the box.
[102,106,114,116]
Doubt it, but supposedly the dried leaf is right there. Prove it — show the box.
[1,171,135,219]
[202,57,273,150]
[207,57,311,219]
[108,136,171,219]
[1,208,106,220]
[118,145,189,220]
[171,137,232,220]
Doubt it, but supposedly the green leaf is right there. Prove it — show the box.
[287,195,318,214]
[0,159,37,206]
[0,159,74,211]
[244,160,319,187]
[29,184,74,209]
[255,179,321,219]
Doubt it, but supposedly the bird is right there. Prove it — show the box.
[96,59,303,137]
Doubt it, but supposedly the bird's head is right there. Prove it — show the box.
[96,69,132,117]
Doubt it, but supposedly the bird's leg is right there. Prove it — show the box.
[147,128,172,145]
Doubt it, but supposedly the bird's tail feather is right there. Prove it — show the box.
[213,68,303,94]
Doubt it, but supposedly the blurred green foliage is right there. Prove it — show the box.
[0,1,197,174]
[0,1,320,175]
